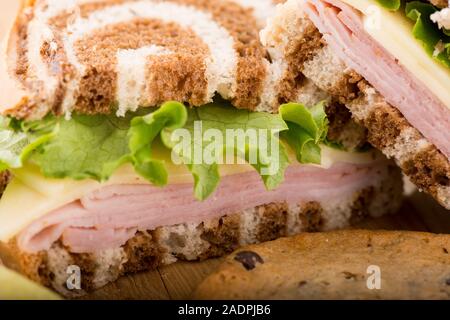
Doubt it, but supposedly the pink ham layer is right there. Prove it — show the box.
[304,0,450,160]
[18,162,387,253]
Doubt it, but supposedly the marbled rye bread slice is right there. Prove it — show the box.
[1,0,311,119]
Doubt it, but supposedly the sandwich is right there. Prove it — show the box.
[0,0,402,296]
[261,0,450,209]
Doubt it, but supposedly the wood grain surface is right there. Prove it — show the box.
[82,192,450,300]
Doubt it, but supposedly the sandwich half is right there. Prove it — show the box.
[261,0,450,209]
[0,0,402,296]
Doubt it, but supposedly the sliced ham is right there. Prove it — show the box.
[18,161,387,253]
[303,0,450,160]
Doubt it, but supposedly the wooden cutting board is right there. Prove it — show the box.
[82,191,450,300]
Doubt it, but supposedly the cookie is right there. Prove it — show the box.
[194,230,450,299]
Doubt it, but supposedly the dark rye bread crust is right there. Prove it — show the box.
[274,18,450,209]
[194,230,450,300]
[2,167,403,297]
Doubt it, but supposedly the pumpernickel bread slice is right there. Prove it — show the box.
[194,230,450,300]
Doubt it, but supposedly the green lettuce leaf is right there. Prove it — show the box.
[406,1,450,68]
[0,117,55,172]
[127,101,187,186]
[161,101,290,200]
[33,101,187,186]
[375,0,401,11]
[279,102,329,164]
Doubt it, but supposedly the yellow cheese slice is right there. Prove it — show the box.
[0,146,380,242]
[339,0,450,108]
[0,265,60,300]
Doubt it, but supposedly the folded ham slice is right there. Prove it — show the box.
[18,161,388,253]
[303,0,450,160]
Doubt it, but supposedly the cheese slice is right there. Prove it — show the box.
[0,265,60,300]
[339,0,450,108]
[0,146,380,242]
